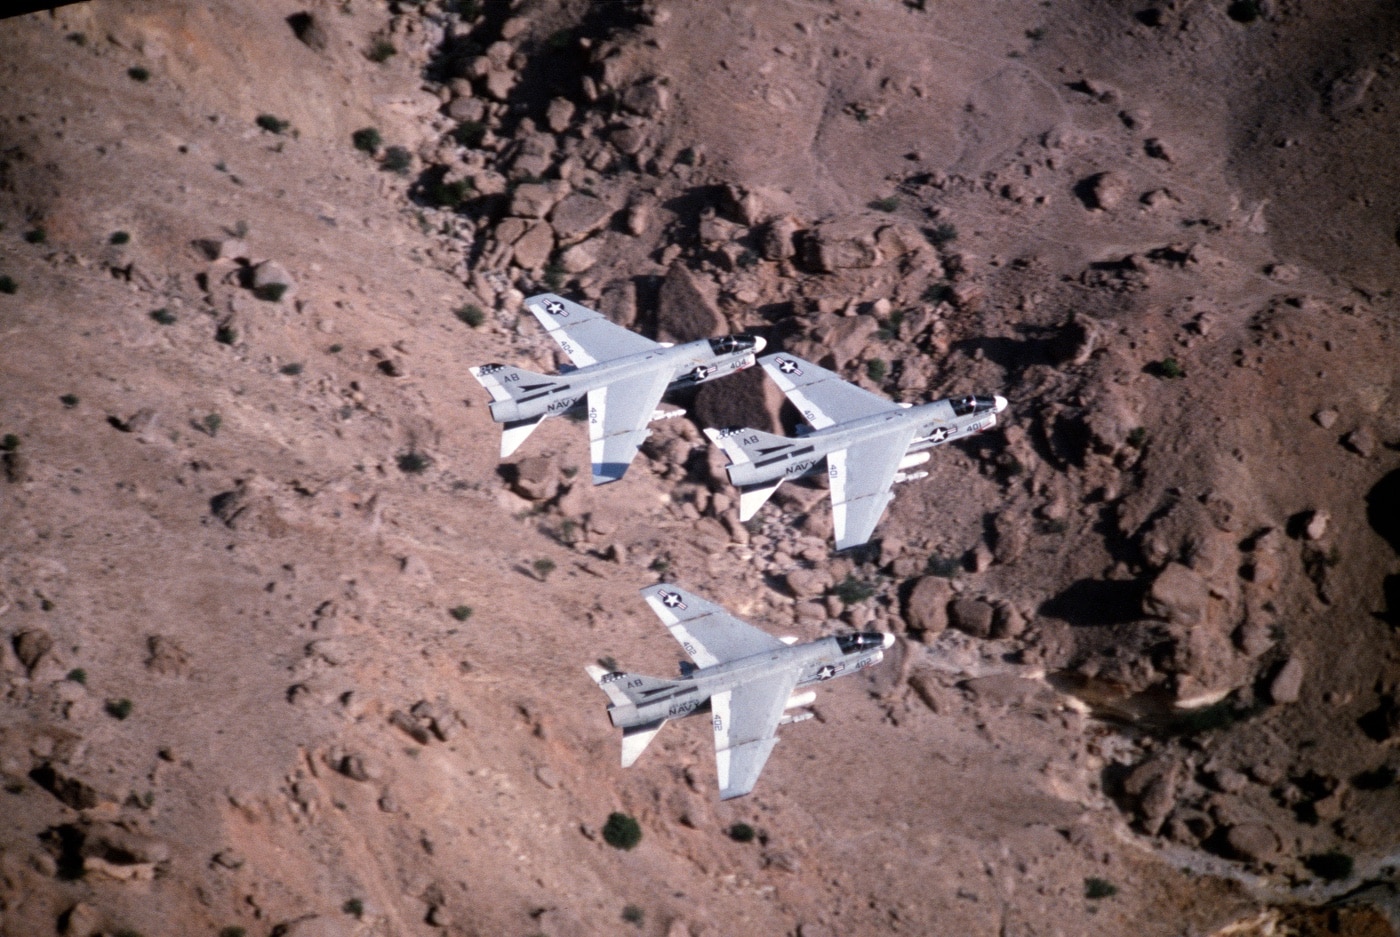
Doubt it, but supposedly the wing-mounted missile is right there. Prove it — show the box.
[898,452,930,471]
[779,712,815,726]
[649,407,687,423]
[785,690,816,710]
[894,471,928,485]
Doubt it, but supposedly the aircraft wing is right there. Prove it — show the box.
[641,584,786,668]
[711,669,800,799]
[759,353,900,430]
[525,293,656,368]
[826,424,921,550]
[587,367,672,485]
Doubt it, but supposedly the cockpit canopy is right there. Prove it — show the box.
[707,334,758,356]
[950,394,1000,417]
[836,632,886,654]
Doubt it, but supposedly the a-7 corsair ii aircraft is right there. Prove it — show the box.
[469,293,764,484]
[586,584,894,800]
[706,353,1007,550]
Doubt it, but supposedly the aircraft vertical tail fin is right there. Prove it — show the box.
[737,479,783,521]
[620,720,666,767]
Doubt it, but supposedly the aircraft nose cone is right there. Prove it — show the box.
[993,394,1008,413]
[752,335,768,353]
[882,632,896,649]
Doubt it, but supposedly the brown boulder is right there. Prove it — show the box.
[1142,563,1208,625]
[656,263,723,342]
[903,577,952,636]
[947,597,995,639]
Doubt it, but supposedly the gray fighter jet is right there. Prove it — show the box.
[469,293,764,484]
[586,584,894,800]
[704,353,1008,550]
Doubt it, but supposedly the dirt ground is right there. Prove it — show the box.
[1,1,1398,936]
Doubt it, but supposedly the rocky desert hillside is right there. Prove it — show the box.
[1,1,1398,936]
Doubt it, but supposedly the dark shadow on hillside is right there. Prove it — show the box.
[1366,469,1400,554]
[1039,578,1147,627]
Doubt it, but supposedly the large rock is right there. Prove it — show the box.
[1269,656,1304,704]
[1225,822,1281,863]
[508,182,561,219]
[549,193,613,244]
[903,577,952,637]
[511,221,555,270]
[1142,563,1208,625]
[656,263,722,342]
[692,366,785,434]
[803,218,882,271]
[947,597,995,639]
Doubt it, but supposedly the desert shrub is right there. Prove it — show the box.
[105,698,133,720]
[449,605,473,622]
[869,196,899,212]
[398,451,431,474]
[66,668,86,684]
[1025,27,1046,40]
[621,905,644,925]
[543,262,566,291]
[0,276,15,294]
[926,554,960,577]
[1126,427,1147,448]
[218,928,247,937]
[342,898,364,917]
[278,363,303,376]
[367,39,396,62]
[428,178,473,209]
[1084,877,1117,899]
[150,308,176,325]
[255,114,290,134]
[728,822,756,843]
[832,574,876,605]
[24,228,46,244]
[922,282,953,304]
[602,812,642,850]
[352,127,382,154]
[109,231,130,245]
[1155,357,1185,379]
[60,394,79,408]
[927,222,957,245]
[382,146,412,175]
[1227,0,1260,22]
[866,358,888,383]
[200,414,222,437]
[455,304,486,327]
[127,66,150,82]
[1,434,18,451]
[215,323,238,345]
[533,558,557,581]
[452,120,487,148]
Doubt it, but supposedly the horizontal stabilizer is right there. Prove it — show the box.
[500,416,544,457]
[738,479,782,521]
[703,426,793,466]
[621,720,665,767]
[585,664,631,707]
[469,363,558,404]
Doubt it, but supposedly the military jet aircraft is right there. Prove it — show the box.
[704,353,1007,550]
[469,293,764,484]
[586,584,894,800]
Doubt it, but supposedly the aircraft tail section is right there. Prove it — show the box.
[468,363,560,404]
[620,720,666,767]
[737,479,783,521]
[702,426,794,466]
[584,665,679,706]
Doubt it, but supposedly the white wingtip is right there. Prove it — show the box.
[993,395,1008,412]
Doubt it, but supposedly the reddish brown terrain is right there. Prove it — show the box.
[2,2,1399,936]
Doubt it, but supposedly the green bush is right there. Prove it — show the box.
[533,558,557,581]
[367,39,397,63]
[215,323,238,345]
[1156,358,1184,379]
[0,275,15,294]
[926,554,960,577]
[621,905,644,925]
[105,698,134,720]
[24,228,46,244]
[218,928,247,937]
[201,414,222,437]
[869,196,899,212]
[1126,427,1147,448]
[1,434,18,452]
[1084,877,1117,899]
[865,358,888,383]
[543,262,566,291]
[455,304,486,327]
[150,308,176,325]
[429,178,473,209]
[922,282,953,304]
[109,231,130,245]
[832,574,875,605]
[602,812,642,850]
[452,121,487,148]
[382,146,412,175]
[342,898,364,917]
[727,822,756,843]
[927,222,957,245]
[66,668,87,684]
[398,451,431,474]
[449,605,473,622]
[127,66,150,82]
[60,394,79,408]
[255,114,290,135]
[279,363,303,376]
[352,127,382,154]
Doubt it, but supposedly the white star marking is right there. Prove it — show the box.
[777,358,802,375]
[544,300,567,317]
[659,591,686,610]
